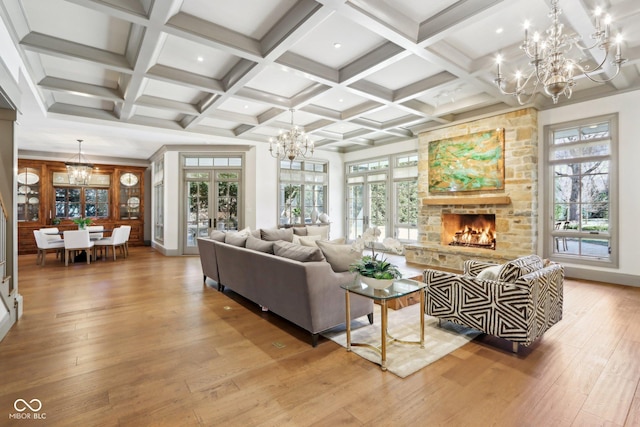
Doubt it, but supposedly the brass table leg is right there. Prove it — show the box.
[345,290,351,352]
[420,288,425,349]
[381,299,387,371]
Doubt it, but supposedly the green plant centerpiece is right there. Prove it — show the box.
[72,217,93,229]
[349,227,403,289]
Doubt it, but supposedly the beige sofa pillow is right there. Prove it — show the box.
[316,240,362,272]
[273,241,324,262]
[209,230,226,242]
[293,227,308,236]
[261,228,294,242]
[246,235,275,254]
[306,225,329,240]
[298,235,322,247]
[225,232,247,247]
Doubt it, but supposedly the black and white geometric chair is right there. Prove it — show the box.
[424,255,564,353]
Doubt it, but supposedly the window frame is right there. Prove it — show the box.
[278,159,328,226]
[54,185,110,219]
[543,113,618,267]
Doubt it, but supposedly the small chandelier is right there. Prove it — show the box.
[269,109,314,162]
[65,139,94,186]
[494,0,627,105]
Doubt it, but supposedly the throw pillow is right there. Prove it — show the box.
[224,232,247,247]
[273,241,324,262]
[497,255,544,282]
[293,227,308,236]
[236,226,251,237]
[251,229,262,239]
[209,230,226,242]
[328,237,346,244]
[246,235,275,254]
[261,228,294,242]
[476,264,502,281]
[316,240,362,272]
[306,225,329,240]
[298,235,322,247]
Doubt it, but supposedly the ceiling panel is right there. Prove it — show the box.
[4,0,638,159]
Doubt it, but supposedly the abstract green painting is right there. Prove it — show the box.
[428,129,505,193]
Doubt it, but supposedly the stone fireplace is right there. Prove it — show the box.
[405,108,539,271]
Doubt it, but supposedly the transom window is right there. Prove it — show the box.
[545,114,617,266]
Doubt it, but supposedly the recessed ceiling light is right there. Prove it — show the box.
[244,105,249,109]
[495,28,503,34]
[338,98,344,103]
[333,42,342,49]
[197,56,204,62]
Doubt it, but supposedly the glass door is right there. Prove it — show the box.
[184,171,211,254]
[183,169,241,254]
[346,172,388,241]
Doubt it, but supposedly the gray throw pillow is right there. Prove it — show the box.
[298,235,322,247]
[293,227,308,236]
[246,235,275,254]
[273,241,324,262]
[209,230,226,242]
[224,232,248,247]
[261,228,294,242]
[316,240,362,272]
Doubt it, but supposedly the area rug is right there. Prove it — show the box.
[322,304,481,378]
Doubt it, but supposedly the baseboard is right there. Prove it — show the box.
[565,267,640,287]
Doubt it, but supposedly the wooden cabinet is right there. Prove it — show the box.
[17,159,147,255]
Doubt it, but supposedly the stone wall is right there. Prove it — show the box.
[405,108,539,271]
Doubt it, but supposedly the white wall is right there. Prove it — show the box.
[538,89,640,277]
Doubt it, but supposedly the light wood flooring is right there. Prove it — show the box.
[2,247,640,426]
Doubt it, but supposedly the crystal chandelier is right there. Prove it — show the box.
[65,139,94,186]
[494,0,627,105]
[269,109,314,162]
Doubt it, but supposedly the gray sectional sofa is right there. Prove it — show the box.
[196,228,373,346]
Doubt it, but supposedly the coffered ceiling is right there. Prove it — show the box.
[2,0,639,160]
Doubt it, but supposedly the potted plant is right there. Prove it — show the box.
[72,217,93,230]
[349,227,404,289]
[292,207,301,224]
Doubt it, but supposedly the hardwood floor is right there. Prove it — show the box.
[2,247,640,426]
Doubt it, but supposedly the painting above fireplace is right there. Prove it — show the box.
[428,129,505,193]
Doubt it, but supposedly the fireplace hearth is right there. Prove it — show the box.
[442,214,496,250]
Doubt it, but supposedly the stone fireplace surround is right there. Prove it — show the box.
[405,108,539,271]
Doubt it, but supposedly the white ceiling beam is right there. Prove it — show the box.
[38,76,122,102]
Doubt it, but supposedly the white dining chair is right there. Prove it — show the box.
[33,230,65,265]
[120,225,132,257]
[86,225,104,240]
[93,227,127,260]
[39,227,63,243]
[63,230,95,266]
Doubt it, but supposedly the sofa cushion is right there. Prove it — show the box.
[316,240,362,272]
[298,235,323,247]
[225,232,248,247]
[261,228,294,242]
[306,225,329,240]
[497,255,544,282]
[251,229,261,239]
[293,227,308,236]
[273,241,324,262]
[246,235,275,254]
[476,264,502,281]
[236,226,252,237]
[209,230,226,242]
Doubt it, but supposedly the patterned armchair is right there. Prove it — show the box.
[424,255,563,352]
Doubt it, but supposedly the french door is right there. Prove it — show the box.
[183,169,241,254]
[346,172,388,241]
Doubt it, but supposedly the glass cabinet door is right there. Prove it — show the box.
[17,167,41,222]
[119,172,141,219]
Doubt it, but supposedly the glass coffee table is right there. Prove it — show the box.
[341,278,426,371]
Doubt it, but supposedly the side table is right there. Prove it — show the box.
[341,278,426,371]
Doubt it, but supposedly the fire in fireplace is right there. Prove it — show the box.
[442,214,496,250]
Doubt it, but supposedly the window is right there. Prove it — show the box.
[394,155,418,241]
[279,160,327,225]
[545,114,617,266]
[345,152,418,242]
[55,187,109,219]
[154,160,164,242]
